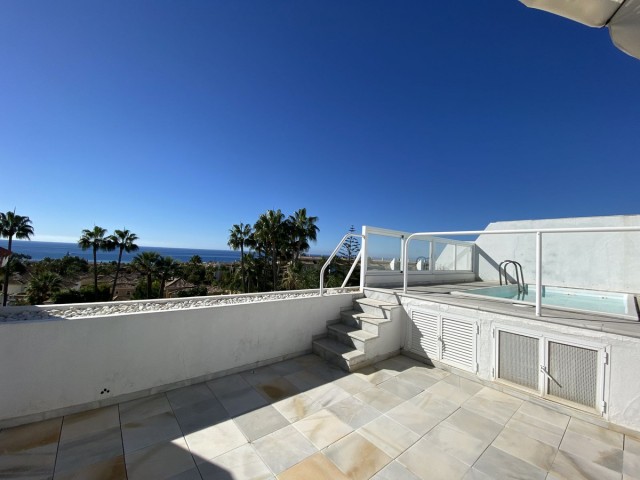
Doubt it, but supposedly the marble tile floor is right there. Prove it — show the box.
[1,353,639,480]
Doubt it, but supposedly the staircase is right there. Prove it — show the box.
[312,296,400,372]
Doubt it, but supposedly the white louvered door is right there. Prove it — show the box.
[410,310,439,360]
[409,309,477,372]
[441,316,476,371]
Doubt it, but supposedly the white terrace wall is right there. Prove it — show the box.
[0,291,357,427]
[475,215,640,293]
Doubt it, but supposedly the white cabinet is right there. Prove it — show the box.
[493,326,608,413]
[409,309,477,373]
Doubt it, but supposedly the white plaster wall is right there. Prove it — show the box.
[397,297,640,432]
[365,306,405,362]
[0,293,356,426]
[475,215,640,293]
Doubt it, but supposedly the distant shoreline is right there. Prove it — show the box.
[3,240,326,264]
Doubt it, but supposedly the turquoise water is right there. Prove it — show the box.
[464,285,629,316]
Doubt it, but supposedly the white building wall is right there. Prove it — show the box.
[475,215,640,293]
[0,292,357,427]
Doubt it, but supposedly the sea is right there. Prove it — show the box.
[4,240,241,264]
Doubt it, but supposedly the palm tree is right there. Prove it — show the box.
[132,251,161,298]
[27,271,62,305]
[108,229,139,300]
[156,256,179,298]
[228,223,252,293]
[0,210,34,306]
[78,226,114,300]
[254,209,285,290]
[281,260,303,290]
[288,208,319,262]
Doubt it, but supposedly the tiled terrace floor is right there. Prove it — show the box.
[1,354,639,480]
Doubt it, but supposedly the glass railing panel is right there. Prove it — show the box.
[366,234,403,271]
[455,244,473,271]
[434,242,456,271]
[407,239,431,271]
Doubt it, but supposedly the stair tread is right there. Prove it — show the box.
[328,323,378,341]
[342,310,391,324]
[356,297,399,308]
[313,337,365,360]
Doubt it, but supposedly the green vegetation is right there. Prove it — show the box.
[108,229,139,300]
[131,251,161,299]
[1,210,34,307]
[78,226,114,300]
[26,271,62,305]
[339,225,360,262]
[228,223,252,293]
[223,208,331,293]
[1,206,357,305]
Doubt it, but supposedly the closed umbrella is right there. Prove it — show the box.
[520,0,640,60]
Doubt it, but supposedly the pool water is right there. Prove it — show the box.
[454,284,637,320]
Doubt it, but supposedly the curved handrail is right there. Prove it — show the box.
[499,260,524,293]
[320,233,364,296]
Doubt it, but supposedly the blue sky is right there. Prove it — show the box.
[1,1,638,253]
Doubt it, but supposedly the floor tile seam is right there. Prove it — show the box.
[160,390,201,479]
[555,434,626,476]
[50,414,65,478]
[204,377,250,407]
[460,396,521,429]
[496,419,562,450]
[537,412,572,477]
[566,419,625,449]
[512,410,568,437]
[466,403,522,473]
[317,442,369,480]
[490,428,560,473]
[562,427,625,455]
[362,413,422,459]
[248,438,278,477]
[116,401,130,480]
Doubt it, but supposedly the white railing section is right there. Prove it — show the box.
[402,226,640,316]
[319,233,364,296]
[361,226,473,276]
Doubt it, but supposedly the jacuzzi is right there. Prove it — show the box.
[452,284,639,321]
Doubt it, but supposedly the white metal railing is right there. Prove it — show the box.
[402,226,640,316]
[319,233,364,296]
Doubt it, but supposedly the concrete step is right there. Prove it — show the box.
[340,310,391,334]
[327,323,378,351]
[354,297,399,317]
[312,337,366,372]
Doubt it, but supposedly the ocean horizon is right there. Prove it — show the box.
[4,240,242,264]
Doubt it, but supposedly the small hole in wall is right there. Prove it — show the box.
[100,388,111,395]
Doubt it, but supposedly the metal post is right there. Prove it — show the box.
[360,226,367,293]
[403,237,409,294]
[535,231,542,317]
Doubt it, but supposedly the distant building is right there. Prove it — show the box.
[112,275,138,300]
[165,278,197,298]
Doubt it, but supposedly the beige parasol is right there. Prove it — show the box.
[520,0,640,59]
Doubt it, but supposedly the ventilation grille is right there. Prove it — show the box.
[441,316,474,369]
[498,331,539,390]
[410,311,438,359]
[548,342,598,408]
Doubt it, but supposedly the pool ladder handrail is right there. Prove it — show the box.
[499,260,525,294]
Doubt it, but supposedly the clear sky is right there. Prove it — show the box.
[1,1,638,253]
